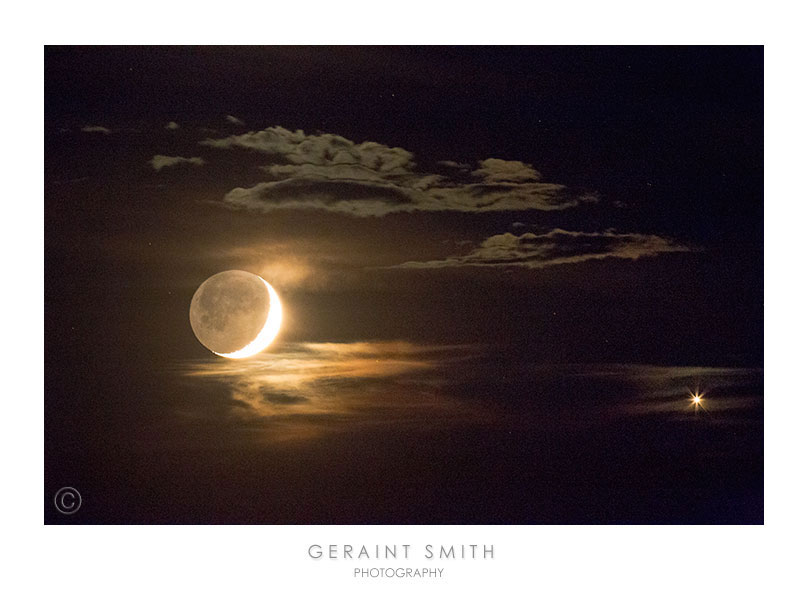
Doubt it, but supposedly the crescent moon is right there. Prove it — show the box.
[213,277,283,359]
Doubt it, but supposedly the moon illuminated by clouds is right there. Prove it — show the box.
[189,270,282,358]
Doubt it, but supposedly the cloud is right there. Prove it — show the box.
[148,155,206,171]
[176,344,760,442]
[386,229,690,269]
[178,342,484,431]
[472,158,541,182]
[226,114,245,126]
[200,126,594,216]
[202,126,414,170]
[81,125,111,134]
[437,160,471,169]
[165,121,180,130]
[578,364,763,420]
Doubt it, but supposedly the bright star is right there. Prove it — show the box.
[688,390,706,412]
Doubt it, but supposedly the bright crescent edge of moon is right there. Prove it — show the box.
[213,277,283,359]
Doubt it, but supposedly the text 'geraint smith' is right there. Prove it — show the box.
[308,544,494,559]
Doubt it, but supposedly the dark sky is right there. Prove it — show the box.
[45,46,763,524]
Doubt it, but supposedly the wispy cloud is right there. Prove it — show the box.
[577,363,764,420]
[176,342,484,440]
[436,160,470,170]
[81,125,111,134]
[174,343,761,443]
[148,154,206,171]
[385,229,691,269]
[165,121,180,130]
[200,126,595,216]
[225,114,245,126]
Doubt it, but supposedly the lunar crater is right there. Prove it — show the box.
[189,270,275,355]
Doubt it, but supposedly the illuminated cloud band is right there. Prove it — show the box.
[201,126,596,216]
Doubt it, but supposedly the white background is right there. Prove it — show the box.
[2,1,803,595]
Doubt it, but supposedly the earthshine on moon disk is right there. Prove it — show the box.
[189,270,282,358]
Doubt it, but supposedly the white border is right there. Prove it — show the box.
[2,2,801,595]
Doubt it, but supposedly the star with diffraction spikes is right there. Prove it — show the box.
[688,388,708,414]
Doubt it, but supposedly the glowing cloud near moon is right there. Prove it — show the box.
[189,270,283,359]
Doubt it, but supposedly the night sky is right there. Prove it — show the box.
[45,46,763,524]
